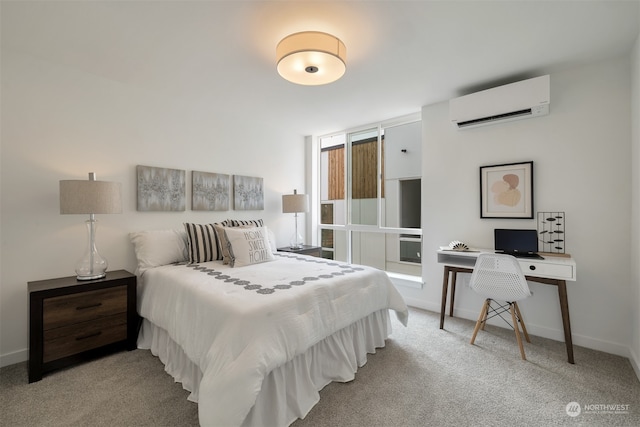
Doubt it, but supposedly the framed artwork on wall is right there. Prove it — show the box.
[233,175,264,211]
[136,165,186,211]
[480,161,533,219]
[192,171,230,211]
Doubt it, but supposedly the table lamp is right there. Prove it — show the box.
[282,189,309,249]
[60,172,122,280]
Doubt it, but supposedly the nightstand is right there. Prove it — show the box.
[28,270,137,383]
[277,245,322,258]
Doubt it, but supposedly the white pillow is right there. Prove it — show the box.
[266,226,278,254]
[129,229,188,273]
[224,226,276,267]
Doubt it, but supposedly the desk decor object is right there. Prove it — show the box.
[282,189,309,249]
[448,240,469,251]
[537,211,565,254]
[60,173,122,280]
[480,161,533,219]
[137,165,185,211]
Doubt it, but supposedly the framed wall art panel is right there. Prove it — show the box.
[233,175,264,211]
[192,171,230,211]
[480,161,533,219]
[136,165,186,211]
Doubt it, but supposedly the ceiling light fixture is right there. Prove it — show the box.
[276,31,346,86]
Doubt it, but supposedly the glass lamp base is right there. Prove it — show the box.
[75,218,108,281]
[290,232,304,250]
[76,272,107,281]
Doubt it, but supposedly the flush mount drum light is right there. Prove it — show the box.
[276,31,346,85]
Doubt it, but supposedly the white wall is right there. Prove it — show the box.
[0,50,306,366]
[400,59,634,358]
[630,31,640,377]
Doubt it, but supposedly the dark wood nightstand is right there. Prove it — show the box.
[28,270,137,383]
[277,245,322,258]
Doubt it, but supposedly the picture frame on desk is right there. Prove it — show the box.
[480,161,534,219]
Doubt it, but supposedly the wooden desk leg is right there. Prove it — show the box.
[557,280,575,364]
[449,271,458,317]
[440,267,450,329]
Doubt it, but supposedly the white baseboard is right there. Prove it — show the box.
[0,348,27,368]
[402,297,440,313]
[630,347,640,382]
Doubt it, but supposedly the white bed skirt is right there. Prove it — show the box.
[138,309,392,427]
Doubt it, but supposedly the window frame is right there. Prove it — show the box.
[315,113,422,265]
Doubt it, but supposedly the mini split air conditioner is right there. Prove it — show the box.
[449,75,550,129]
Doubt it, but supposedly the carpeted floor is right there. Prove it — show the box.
[1,307,639,426]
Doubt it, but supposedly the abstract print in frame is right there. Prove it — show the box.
[136,165,186,211]
[233,175,264,211]
[480,161,533,219]
[192,171,230,211]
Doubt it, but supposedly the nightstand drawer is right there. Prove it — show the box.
[43,313,128,362]
[29,270,137,383]
[43,286,127,330]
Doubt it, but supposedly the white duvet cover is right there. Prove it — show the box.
[138,253,408,426]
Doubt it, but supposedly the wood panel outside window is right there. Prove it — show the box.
[352,139,384,199]
[327,147,345,200]
[324,138,385,201]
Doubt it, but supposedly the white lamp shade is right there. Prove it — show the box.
[282,193,309,213]
[60,180,122,214]
[276,31,346,86]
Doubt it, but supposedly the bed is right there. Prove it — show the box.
[130,225,408,427]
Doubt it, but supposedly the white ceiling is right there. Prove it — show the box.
[2,1,639,136]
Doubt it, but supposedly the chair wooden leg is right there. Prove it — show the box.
[481,300,491,330]
[513,302,531,343]
[470,299,489,345]
[510,303,526,360]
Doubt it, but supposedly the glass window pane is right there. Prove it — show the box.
[320,228,347,261]
[320,135,345,225]
[349,128,379,225]
[385,232,422,277]
[351,231,386,270]
[383,121,422,229]
[351,231,421,272]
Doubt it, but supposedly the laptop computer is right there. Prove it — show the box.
[494,229,544,259]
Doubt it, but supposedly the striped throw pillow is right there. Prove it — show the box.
[228,219,264,227]
[184,223,222,263]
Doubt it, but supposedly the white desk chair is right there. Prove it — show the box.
[469,253,532,360]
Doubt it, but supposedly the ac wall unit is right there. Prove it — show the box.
[449,75,550,130]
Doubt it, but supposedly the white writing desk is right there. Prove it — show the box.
[437,249,577,363]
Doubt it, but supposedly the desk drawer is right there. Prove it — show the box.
[520,261,574,280]
[43,286,127,330]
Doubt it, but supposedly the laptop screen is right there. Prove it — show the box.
[494,229,538,254]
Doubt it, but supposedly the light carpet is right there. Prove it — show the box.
[1,307,638,426]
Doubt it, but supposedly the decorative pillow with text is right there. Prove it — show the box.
[224,226,275,267]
